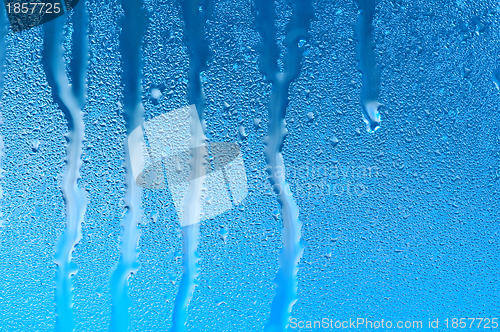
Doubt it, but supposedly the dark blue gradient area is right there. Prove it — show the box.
[0,0,499,331]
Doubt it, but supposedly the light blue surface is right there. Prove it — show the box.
[0,0,499,331]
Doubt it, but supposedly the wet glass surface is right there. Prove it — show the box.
[0,0,499,331]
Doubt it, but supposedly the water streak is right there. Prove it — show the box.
[253,0,313,330]
[70,1,88,107]
[0,0,7,228]
[109,0,147,330]
[170,1,212,331]
[170,113,205,332]
[0,3,6,89]
[41,4,88,331]
[354,0,381,132]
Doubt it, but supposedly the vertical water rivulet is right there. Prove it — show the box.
[70,1,89,107]
[0,1,7,90]
[253,0,313,331]
[0,0,7,228]
[171,1,212,331]
[41,3,88,331]
[354,0,381,132]
[109,0,147,330]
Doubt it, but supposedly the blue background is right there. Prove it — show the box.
[0,0,499,331]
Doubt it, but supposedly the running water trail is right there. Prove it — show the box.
[41,4,88,331]
[170,111,205,332]
[354,0,381,132]
[170,1,212,331]
[0,0,7,228]
[70,2,89,106]
[0,2,6,90]
[253,0,313,331]
[109,0,147,330]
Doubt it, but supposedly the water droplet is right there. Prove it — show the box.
[253,117,262,129]
[330,136,339,147]
[238,125,248,140]
[31,139,40,152]
[151,88,162,99]
[219,226,228,242]
[306,111,314,122]
[462,67,471,78]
